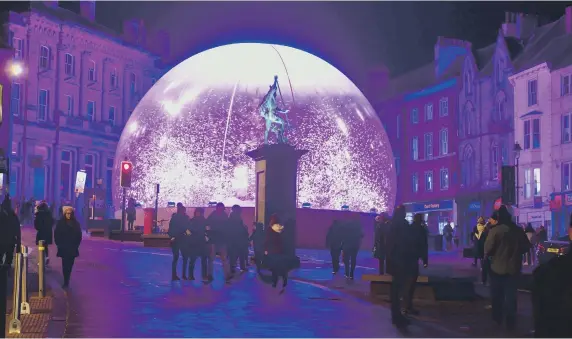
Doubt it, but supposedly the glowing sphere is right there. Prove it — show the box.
[114,43,396,212]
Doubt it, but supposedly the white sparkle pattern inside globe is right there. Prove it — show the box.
[114,43,396,212]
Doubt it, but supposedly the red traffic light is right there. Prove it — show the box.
[120,161,133,188]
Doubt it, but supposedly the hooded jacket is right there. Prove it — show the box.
[264,224,284,255]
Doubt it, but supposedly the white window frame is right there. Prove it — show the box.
[524,168,532,199]
[425,171,433,192]
[11,82,21,116]
[66,95,73,115]
[424,132,433,158]
[562,113,571,144]
[533,168,541,196]
[440,168,449,190]
[411,108,419,124]
[60,150,73,200]
[524,120,531,150]
[38,89,49,121]
[528,79,538,106]
[412,173,419,193]
[497,97,505,120]
[465,70,472,95]
[439,129,448,156]
[425,103,433,121]
[64,53,74,76]
[439,97,448,117]
[532,118,541,149]
[110,68,118,88]
[13,37,23,59]
[412,137,419,160]
[88,60,96,82]
[39,46,50,69]
[108,106,116,126]
[87,101,95,121]
[562,161,572,192]
[84,154,95,189]
[562,74,571,97]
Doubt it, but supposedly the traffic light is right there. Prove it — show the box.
[501,165,515,205]
[120,161,133,188]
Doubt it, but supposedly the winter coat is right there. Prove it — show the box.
[206,211,229,245]
[264,224,284,255]
[34,207,54,245]
[250,225,265,254]
[168,212,190,245]
[54,218,82,258]
[373,218,391,258]
[227,212,249,251]
[0,206,21,259]
[325,220,343,250]
[182,216,208,257]
[126,206,136,222]
[484,221,531,275]
[341,220,363,251]
[386,218,423,277]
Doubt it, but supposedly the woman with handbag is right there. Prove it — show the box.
[264,214,288,288]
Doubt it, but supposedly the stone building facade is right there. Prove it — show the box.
[3,1,164,210]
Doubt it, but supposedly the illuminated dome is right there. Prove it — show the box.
[114,43,396,212]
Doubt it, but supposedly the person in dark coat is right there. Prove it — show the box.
[386,205,420,328]
[264,214,288,288]
[126,198,136,231]
[326,220,343,275]
[34,202,54,266]
[54,206,82,288]
[168,203,190,281]
[536,225,547,243]
[184,207,208,281]
[373,212,391,274]
[206,202,231,282]
[227,205,249,274]
[472,217,486,266]
[480,213,498,285]
[532,217,572,338]
[401,213,429,316]
[484,205,531,330]
[341,215,363,279]
[250,222,265,272]
[0,194,21,270]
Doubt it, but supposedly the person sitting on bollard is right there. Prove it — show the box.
[34,201,54,266]
[54,206,83,288]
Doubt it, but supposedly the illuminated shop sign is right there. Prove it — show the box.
[409,200,454,213]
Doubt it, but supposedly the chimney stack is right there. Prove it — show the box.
[566,6,572,34]
[79,0,96,22]
[502,12,538,39]
[123,19,147,46]
[43,0,58,8]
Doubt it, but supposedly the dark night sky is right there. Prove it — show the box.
[5,1,572,86]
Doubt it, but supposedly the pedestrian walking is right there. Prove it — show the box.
[126,198,136,231]
[168,203,190,281]
[264,214,289,289]
[341,214,363,280]
[472,217,486,267]
[250,222,265,272]
[443,221,454,251]
[54,206,82,288]
[326,219,343,275]
[484,205,531,331]
[480,213,497,285]
[524,223,537,266]
[401,213,428,316]
[206,202,231,282]
[34,201,54,266]
[183,208,208,281]
[386,205,419,328]
[227,205,248,274]
[373,212,390,274]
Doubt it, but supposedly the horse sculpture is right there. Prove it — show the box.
[258,75,290,144]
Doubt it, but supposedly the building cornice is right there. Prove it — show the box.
[509,62,549,86]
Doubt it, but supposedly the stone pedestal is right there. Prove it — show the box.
[246,143,307,256]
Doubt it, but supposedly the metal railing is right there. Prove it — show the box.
[7,242,48,334]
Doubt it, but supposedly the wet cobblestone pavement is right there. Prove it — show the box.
[57,237,457,338]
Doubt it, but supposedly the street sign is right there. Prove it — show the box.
[74,170,87,196]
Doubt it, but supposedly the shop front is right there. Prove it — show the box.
[550,192,572,240]
[456,190,501,246]
[404,200,455,235]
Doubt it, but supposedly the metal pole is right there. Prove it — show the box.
[38,240,45,298]
[154,184,159,231]
[20,245,29,315]
[121,187,126,241]
[9,252,22,334]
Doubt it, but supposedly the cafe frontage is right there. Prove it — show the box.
[403,199,456,236]
[549,191,572,240]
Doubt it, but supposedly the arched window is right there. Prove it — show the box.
[39,46,50,69]
[496,91,506,121]
[464,69,472,95]
[461,102,474,137]
[88,60,96,82]
[461,145,475,187]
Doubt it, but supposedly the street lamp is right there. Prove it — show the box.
[513,142,522,208]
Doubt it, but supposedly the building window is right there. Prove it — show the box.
[562,74,571,96]
[439,129,448,155]
[524,120,531,150]
[562,162,571,191]
[465,71,472,94]
[84,154,95,189]
[64,53,74,76]
[396,114,400,139]
[532,119,541,149]
[440,168,449,190]
[110,68,118,88]
[411,108,418,124]
[13,37,23,59]
[425,171,433,192]
[108,106,116,125]
[425,103,433,121]
[60,150,73,200]
[491,145,499,180]
[524,169,532,199]
[424,133,433,158]
[88,60,96,82]
[39,46,50,69]
[533,168,541,196]
[411,137,419,160]
[562,113,571,143]
[395,156,400,175]
[87,101,95,121]
[65,95,73,115]
[497,98,505,120]
[528,79,538,106]
[497,60,504,83]
[130,72,137,93]
[38,89,49,121]
[11,83,20,116]
[412,173,419,193]
[439,97,448,117]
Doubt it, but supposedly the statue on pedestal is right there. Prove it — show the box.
[258,75,291,144]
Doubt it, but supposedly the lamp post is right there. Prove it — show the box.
[513,142,522,210]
